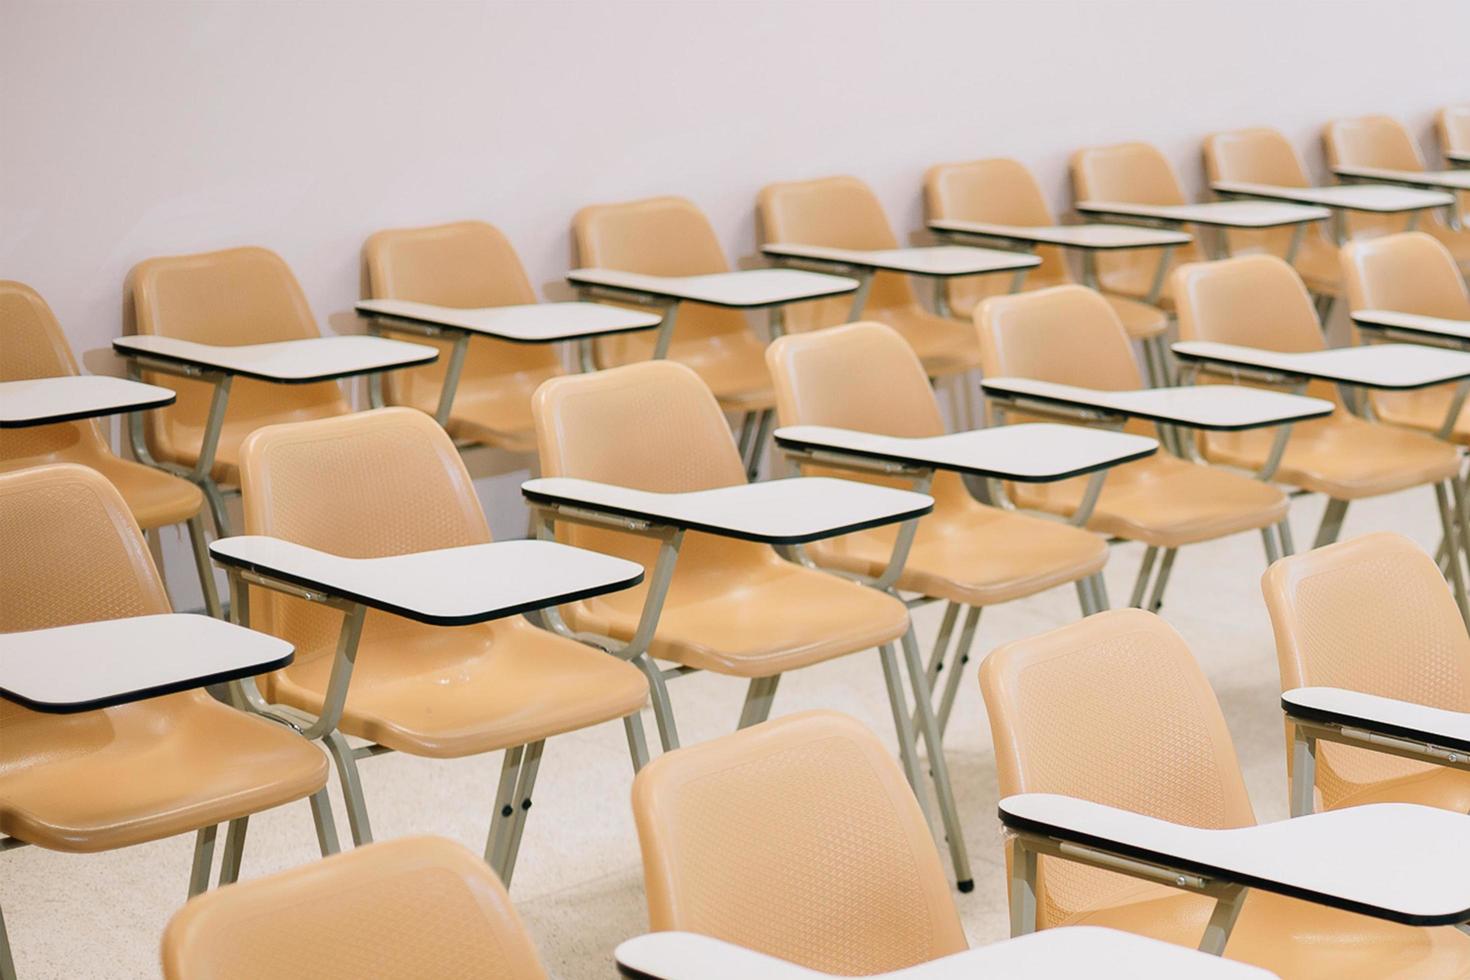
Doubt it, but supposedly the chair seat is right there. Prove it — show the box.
[1289,234,1344,296]
[0,691,328,853]
[1062,877,1470,979]
[1104,294,1170,341]
[600,329,775,413]
[1426,220,1470,275]
[807,502,1107,606]
[395,367,563,454]
[1098,262,1180,311]
[1013,454,1288,548]
[1371,384,1470,447]
[1330,761,1470,813]
[866,304,980,377]
[0,448,202,529]
[1201,411,1460,499]
[564,550,910,678]
[265,618,649,758]
[160,401,349,486]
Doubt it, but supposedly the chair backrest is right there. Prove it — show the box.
[923,158,1069,314]
[126,246,348,466]
[1172,254,1326,354]
[160,835,548,980]
[766,322,972,514]
[974,285,1144,393]
[572,197,749,364]
[1341,231,1470,320]
[237,407,490,681]
[1070,142,1204,294]
[1323,116,1425,240]
[532,360,761,577]
[1262,532,1470,811]
[0,464,171,725]
[1441,105,1470,155]
[979,608,1256,927]
[757,175,916,332]
[1203,128,1317,258]
[362,220,556,412]
[631,710,968,974]
[0,280,113,466]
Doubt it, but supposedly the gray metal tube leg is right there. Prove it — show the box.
[736,674,781,729]
[188,825,218,898]
[218,816,248,886]
[899,629,974,891]
[1313,498,1349,549]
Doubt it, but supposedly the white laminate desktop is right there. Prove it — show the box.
[1212,181,1454,213]
[112,334,438,383]
[565,268,858,309]
[1075,199,1330,228]
[1333,165,1470,192]
[0,375,176,428]
[355,299,662,342]
[1171,341,1470,390]
[1283,687,1470,755]
[928,219,1192,250]
[1351,310,1470,344]
[761,243,1040,277]
[980,377,1334,430]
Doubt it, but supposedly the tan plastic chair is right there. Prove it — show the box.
[924,158,1170,346]
[1440,105,1470,160]
[1341,231,1470,443]
[632,710,968,975]
[1324,115,1470,271]
[531,361,984,884]
[236,406,648,884]
[0,281,218,615]
[975,285,1288,611]
[1172,254,1462,555]
[1262,532,1470,815]
[362,220,561,454]
[125,246,353,534]
[161,835,548,980]
[1070,143,1209,308]
[572,197,773,414]
[979,608,1470,977]
[757,175,982,378]
[0,463,333,975]
[766,321,1109,727]
[1202,128,1343,312]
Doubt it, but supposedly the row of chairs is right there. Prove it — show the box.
[154,529,1470,979]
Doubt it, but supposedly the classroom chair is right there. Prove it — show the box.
[573,196,775,431]
[1341,232,1470,444]
[756,175,983,378]
[234,407,649,884]
[161,836,548,980]
[1441,105,1470,161]
[1070,142,1210,307]
[979,608,1470,977]
[1262,532,1470,816]
[631,710,965,974]
[765,321,1110,729]
[975,285,1289,611]
[0,281,219,615]
[924,157,1171,380]
[1171,254,1462,554]
[1323,115,1470,271]
[1202,128,1344,319]
[124,247,355,536]
[0,463,334,977]
[361,220,563,454]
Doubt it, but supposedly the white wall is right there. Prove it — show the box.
[4,0,1466,606]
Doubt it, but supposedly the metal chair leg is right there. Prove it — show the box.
[1261,526,1281,565]
[1074,578,1096,616]
[1146,548,1178,613]
[187,825,218,898]
[498,740,545,888]
[1289,727,1317,818]
[1089,571,1112,611]
[217,816,248,886]
[736,674,781,729]
[633,654,680,752]
[1198,887,1249,956]
[879,643,929,824]
[184,513,222,618]
[1312,498,1349,549]
[485,744,525,872]
[0,900,17,980]
[899,628,974,891]
[309,787,341,856]
[935,606,981,737]
[1277,517,1295,557]
[623,712,650,773]
[745,409,774,481]
[1008,837,1038,937]
[1435,481,1470,626]
[1129,546,1159,608]
[323,729,373,846]
[925,602,961,686]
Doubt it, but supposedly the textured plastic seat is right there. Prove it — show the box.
[924,158,1168,341]
[533,361,909,678]
[125,246,352,485]
[976,286,1287,549]
[1342,232,1470,444]
[1324,116,1470,272]
[1070,143,1211,309]
[980,608,1470,977]
[766,321,1107,606]
[1173,254,1461,499]
[1202,128,1344,296]
[757,175,980,376]
[161,836,549,980]
[363,220,563,453]
[240,408,649,756]
[632,711,968,975]
[0,464,329,854]
[572,197,774,411]
[1263,532,1470,814]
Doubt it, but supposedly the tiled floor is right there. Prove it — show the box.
[0,487,1445,978]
